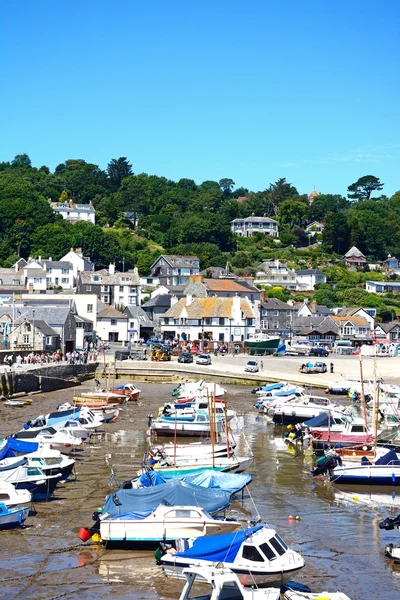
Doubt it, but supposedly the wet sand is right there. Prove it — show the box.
[0,381,399,600]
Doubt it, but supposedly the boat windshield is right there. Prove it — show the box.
[270,534,288,555]
[242,544,264,562]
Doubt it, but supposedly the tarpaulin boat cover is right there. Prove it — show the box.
[109,508,154,520]
[139,470,252,495]
[304,414,338,428]
[173,524,264,563]
[274,389,296,397]
[103,479,231,518]
[47,408,81,427]
[261,383,283,392]
[362,448,400,466]
[0,438,39,460]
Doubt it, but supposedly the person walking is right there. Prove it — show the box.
[260,360,264,371]
[330,362,334,373]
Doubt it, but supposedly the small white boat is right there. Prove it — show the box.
[13,426,83,454]
[172,380,227,400]
[159,524,305,586]
[151,440,234,460]
[0,459,61,501]
[0,502,30,529]
[99,504,241,547]
[272,395,348,426]
[153,454,253,474]
[178,566,280,600]
[0,481,32,509]
[150,409,225,437]
[160,401,236,422]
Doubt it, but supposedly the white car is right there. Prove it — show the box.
[196,354,212,365]
[245,360,259,373]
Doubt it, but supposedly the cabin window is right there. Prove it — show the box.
[270,535,288,556]
[27,468,42,476]
[197,415,206,422]
[259,542,276,561]
[351,425,366,433]
[242,544,264,562]
[219,582,244,600]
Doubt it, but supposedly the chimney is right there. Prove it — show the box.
[189,273,203,284]
[171,295,178,307]
[186,293,193,306]
[15,261,19,273]
[109,263,115,275]
[28,283,34,294]
[49,257,52,262]
[70,247,74,252]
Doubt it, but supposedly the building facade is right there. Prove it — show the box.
[77,266,140,308]
[230,216,279,238]
[49,200,96,224]
[150,255,200,287]
[254,260,297,290]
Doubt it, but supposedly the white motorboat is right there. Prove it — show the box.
[150,409,225,437]
[172,380,227,400]
[178,566,280,600]
[0,502,30,529]
[99,504,241,547]
[160,401,236,422]
[272,395,348,426]
[153,454,253,474]
[0,481,32,509]
[13,426,83,454]
[159,523,305,586]
[151,440,235,460]
[0,459,61,501]
[8,447,75,480]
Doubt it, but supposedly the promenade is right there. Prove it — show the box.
[111,353,400,388]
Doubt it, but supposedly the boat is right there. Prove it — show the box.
[0,437,39,459]
[176,566,280,600]
[110,383,141,401]
[172,381,227,400]
[96,504,242,549]
[272,396,348,426]
[330,448,400,486]
[158,523,305,586]
[325,379,362,395]
[160,400,236,422]
[151,439,234,460]
[302,412,351,434]
[148,451,253,474]
[149,409,225,437]
[0,481,32,509]
[311,417,373,453]
[0,502,30,529]
[135,469,252,495]
[0,448,75,480]
[12,426,83,454]
[244,333,280,356]
[3,400,25,407]
[0,458,61,500]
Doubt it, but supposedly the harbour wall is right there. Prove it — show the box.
[0,363,98,398]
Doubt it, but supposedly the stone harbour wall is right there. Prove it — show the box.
[0,363,98,397]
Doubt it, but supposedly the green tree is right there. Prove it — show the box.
[278,199,308,230]
[322,212,351,254]
[347,175,384,201]
[266,178,299,215]
[219,178,235,195]
[11,153,32,169]
[309,194,349,221]
[107,157,133,191]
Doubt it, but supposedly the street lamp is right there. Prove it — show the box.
[32,309,35,352]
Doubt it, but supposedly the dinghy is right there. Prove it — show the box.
[0,502,30,529]
[158,524,305,586]
[0,481,32,509]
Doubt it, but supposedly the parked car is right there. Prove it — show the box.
[309,347,329,357]
[245,360,259,373]
[115,350,130,361]
[196,354,212,365]
[299,361,327,374]
[178,352,194,363]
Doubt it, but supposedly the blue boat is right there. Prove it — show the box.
[0,501,30,529]
[0,438,39,459]
[0,459,61,501]
[138,469,252,495]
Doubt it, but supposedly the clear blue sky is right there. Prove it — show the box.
[1,0,399,196]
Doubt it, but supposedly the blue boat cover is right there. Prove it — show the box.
[110,509,153,520]
[362,448,400,466]
[173,524,264,563]
[261,383,283,392]
[274,389,295,397]
[0,438,39,460]
[139,470,252,495]
[103,479,231,518]
[304,414,338,428]
[47,408,81,427]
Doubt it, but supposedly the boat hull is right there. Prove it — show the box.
[14,476,60,501]
[331,466,400,486]
[0,506,29,529]
[245,338,280,356]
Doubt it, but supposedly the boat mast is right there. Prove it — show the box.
[359,354,369,434]
[373,348,378,451]
[174,406,177,467]
[223,391,230,457]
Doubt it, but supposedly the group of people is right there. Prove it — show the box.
[2,348,100,368]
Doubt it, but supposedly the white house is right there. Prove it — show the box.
[305,221,324,233]
[24,268,47,292]
[295,269,326,291]
[96,303,128,343]
[160,295,256,343]
[336,307,376,332]
[77,265,140,308]
[49,200,96,224]
[231,215,279,238]
[23,258,74,290]
[254,260,297,290]
[60,248,94,280]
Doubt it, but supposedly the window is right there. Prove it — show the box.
[87,304,93,313]
[219,318,225,325]
[47,268,52,274]
[34,278,42,283]
[12,280,20,285]
[61,278,69,284]
[45,336,52,345]
[102,296,109,303]
[62,268,69,274]
[259,542,276,561]
[164,318,169,325]
[242,545,264,562]
[204,318,212,325]
[269,535,287,556]
[128,296,136,305]
[119,286,124,292]
[130,322,134,328]
[86,285,92,292]
[23,334,29,344]
[111,319,117,326]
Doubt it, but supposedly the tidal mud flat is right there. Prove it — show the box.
[0,381,399,600]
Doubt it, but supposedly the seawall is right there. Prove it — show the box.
[0,363,98,398]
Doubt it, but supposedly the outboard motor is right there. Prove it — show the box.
[379,514,400,530]
[312,449,342,477]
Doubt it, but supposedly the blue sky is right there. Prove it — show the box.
[1,0,399,196]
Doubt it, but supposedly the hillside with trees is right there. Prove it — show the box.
[0,154,399,281]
